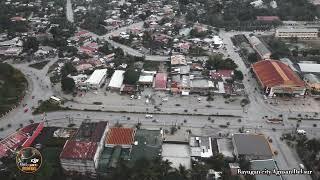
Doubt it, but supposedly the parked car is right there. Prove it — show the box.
[145,114,153,118]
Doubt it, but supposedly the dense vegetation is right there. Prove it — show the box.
[0,63,27,116]
[184,0,320,30]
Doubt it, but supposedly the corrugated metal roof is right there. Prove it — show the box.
[105,128,135,145]
[60,140,97,160]
[154,73,167,89]
[298,63,320,73]
[252,60,305,88]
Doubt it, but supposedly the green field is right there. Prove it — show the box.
[0,63,27,116]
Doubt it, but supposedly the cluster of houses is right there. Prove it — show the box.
[0,0,68,59]
[113,20,223,56]
[0,119,278,179]
[66,51,244,97]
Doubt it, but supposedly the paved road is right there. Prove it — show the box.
[66,0,74,23]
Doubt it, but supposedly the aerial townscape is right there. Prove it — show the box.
[0,0,320,180]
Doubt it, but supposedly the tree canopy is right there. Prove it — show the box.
[123,68,140,85]
[205,55,238,70]
[61,77,75,93]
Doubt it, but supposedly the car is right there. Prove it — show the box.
[145,114,153,118]
[162,97,168,102]
[297,129,306,135]
[299,164,305,169]
[130,95,134,100]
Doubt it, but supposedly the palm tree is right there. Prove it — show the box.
[177,164,190,179]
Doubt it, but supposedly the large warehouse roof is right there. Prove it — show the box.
[252,60,305,88]
[108,70,125,88]
[298,63,320,73]
[85,69,107,85]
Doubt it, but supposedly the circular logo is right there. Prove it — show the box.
[16,147,42,173]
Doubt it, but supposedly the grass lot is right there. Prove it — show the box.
[33,100,69,114]
[28,60,50,70]
[0,63,27,116]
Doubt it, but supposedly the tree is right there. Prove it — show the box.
[206,55,238,70]
[23,37,39,53]
[98,42,112,54]
[247,53,258,63]
[114,47,125,58]
[123,68,140,85]
[60,62,77,78]
[61,77,75,93]
[234,70,244,81]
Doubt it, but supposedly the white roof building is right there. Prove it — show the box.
[108,70,125,89]
[138,75,154,84]
[298,63,320,73]
[85,69,108,88]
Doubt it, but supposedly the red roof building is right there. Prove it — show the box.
[60,141,98,175]
[0,123,42,158]
[105,127,135,148]
[60,141,98,160]
[154,73,167,90]
[60,121,108,176]
[210,70,234,81]
[252,60,306,97]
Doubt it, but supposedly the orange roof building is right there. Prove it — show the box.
[252,60,306,97]
[105,127,136,148]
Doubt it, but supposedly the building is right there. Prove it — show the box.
[108,70,125,90]
[85,69,108,89]
[210,70,234,82]
[252,60,306,97]
[190,136,213,158]
[275,28,319,39]
[298,63,320,73]
[138,71,156,86]
[60,121,109,176]
[232,133,273,160]
[189,79,214,95]
[60,141,98,175]
[154,73,167,90]
[105,127,136,148]
[251,159,283,180]
[216,138,234,160]
[248,36,271,59]
[171,55,187,66]
[304,73,320,93]
[162,143,191,169]
[0,123,42,158]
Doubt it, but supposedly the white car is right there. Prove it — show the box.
[145,114,153,118]
[299,164,305,169]
[297,129,306,135]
